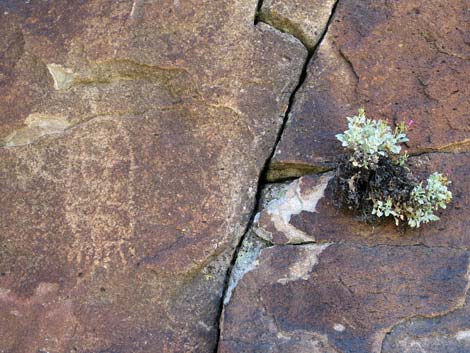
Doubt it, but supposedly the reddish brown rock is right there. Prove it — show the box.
[259,0,337,49]
[219,243,470,353]
[382,293,470,353]
[0,1,307,351]
[271,0,470,176]
[243,152,470,352]
[220,2,470,351]
[258,153,469,248]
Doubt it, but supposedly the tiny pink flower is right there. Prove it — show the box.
[406,119,415,128]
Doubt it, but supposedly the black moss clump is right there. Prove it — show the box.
[332,155,417,224]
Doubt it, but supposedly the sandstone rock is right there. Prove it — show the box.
[259,0,337,49]
[0,1,307,351]
[271,0,470,177]
[219,243,470,353]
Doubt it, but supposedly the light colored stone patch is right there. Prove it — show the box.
[456,330,470,340]
[270,326,339,353]
[334,323,345,332]
[254,173,332,244]
[223,232,267,305]
[266,176,326,222]
[277,243,330,284]
[278,330,338,353]
[260,0,337,49]
[47,63,77,90]
[198,320,212,332]
[3,113,71,147]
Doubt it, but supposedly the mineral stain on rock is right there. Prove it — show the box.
[2,113,71,147]
[254,172,333,244]
[47,63,77,90]
[276,243,330,284]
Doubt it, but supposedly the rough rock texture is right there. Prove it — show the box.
[258,153,469,248]
[259,0,337,49]
[254,172,332,244]
[2,0,469,352]
[382,293,470,353]
[220,153,470,353]
[271,0,470,177]
[219,243,470,353]
[0,1,307,352]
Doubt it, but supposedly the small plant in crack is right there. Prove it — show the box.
[333,108,452,228]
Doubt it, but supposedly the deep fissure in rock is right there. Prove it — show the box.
[213,2,341,351]
[261,0,340,182]
[259,0,340,182]
[254,0,265,24]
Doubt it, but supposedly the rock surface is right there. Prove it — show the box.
[259,153,470,248]
[0,1,308,352]
[219,243,470,353]
[271,0,470,177]
[382,293,470,353]
[259,0,337,49]
[1,0,468,352]
[220,153,470,353]
[254,172,332,244]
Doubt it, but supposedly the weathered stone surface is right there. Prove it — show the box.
[219,1,469,352]
[219,243,470,353]
[223,231,268,306]
[0,1,307,351]
[259,0,337,49]
[271,0,470,175]
[254,172,332,244]
[382,293,470,353]
[258,153,469,248]
[237,152,470,352]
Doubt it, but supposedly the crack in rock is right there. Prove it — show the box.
[259,0,338,50]
[223,232,267,306]
[266,160,331,182]
[216,2,341,350]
